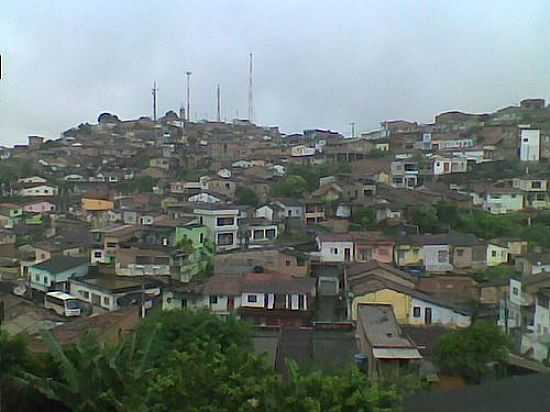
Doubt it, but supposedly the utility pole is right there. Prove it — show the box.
[350,122,356,138]
[186,71,192,122]
[217,84,221,122]
[152,81,158,122]
[248,52,254,123]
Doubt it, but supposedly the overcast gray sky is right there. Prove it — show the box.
[1,0,549,145]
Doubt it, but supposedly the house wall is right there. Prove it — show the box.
[195,209,239,251]
[520,129,540,161]
[487,244,509,266]
[484,193,523,214]
[255,206,274,221]
[175,226,209,248]
[82,198,114,211]
[319,240,354,263]
[394,245,423,267]
[424,245,452,272]
[30,263,89,292]
[452,246,473,269]
[70,282,118,311]
[352,289,411,321]
[409,298,471,327]
[115,262,171,277]
[534,297,550,337]
[214,249,309,277]
[20,185,58,197]
[23,202,56,213]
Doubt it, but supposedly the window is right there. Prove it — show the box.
[437,250,448,263]
[397,250,405,260]
[209,296,218,304]
[199,233,204,243]
[286,260,291,266]
[80,290,90,299]
[511,194,517,199]
[199,216,203,225]
[413,306,421,318]
[247,295,257,303]
[217,217,235,226]
[332,248,339,255]
[532,181,542,189]
[103,296,110,306]
[94,251,102,258]
[217,232,234,246]
[34,274,39,281]
[266,229,276,239]
[106,242,118,248]
[513,287,519,296]
[491,250,497,257]
[456,248,464,257]
[253,229,265,240]
[44,276,49,285]
[154,256,170,265]
[288,210,292,217]
[539,294,549,308]
[298,294,305,310]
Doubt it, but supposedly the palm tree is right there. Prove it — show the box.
[0,330,29,412]
[23,327,157,412]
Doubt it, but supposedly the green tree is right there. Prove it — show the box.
[352,207,376,230]
[410,206,441,233]
[434,321,511,383]
[235,186,259,207]
[24,329,157,412]
[0,331,29,412]
[272,175,309,198]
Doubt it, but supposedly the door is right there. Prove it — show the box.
[228,296,235,312]
[424,307,432,325]
[344,248,351,262]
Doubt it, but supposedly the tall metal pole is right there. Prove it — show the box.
[186,71,192,122]
[217,84,221,122]
[350,122,356,138]
[152,81,158,122]
[248,53,254,123]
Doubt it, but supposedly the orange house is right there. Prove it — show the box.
[82,198,114,212]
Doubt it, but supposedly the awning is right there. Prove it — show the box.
[372,347,422,360]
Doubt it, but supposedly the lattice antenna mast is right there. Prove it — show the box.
[248,53,254,123]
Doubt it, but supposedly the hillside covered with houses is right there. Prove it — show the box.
[3,99,550,409]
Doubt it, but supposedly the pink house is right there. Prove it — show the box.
[354,232,395,264]
[23,201,56,213]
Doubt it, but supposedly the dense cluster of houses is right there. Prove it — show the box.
[3,98,550,380]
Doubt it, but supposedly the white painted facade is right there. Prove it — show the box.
[255,205,275,221]
[409,297,471,327]
[188,192,223,204]
[19,185,58,197]
[520,129,540,161]
[18,176,47,184]
[317,239,354,263]
[194,207,240,251]
[423,244,453,272]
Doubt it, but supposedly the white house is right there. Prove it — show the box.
[291,145,315,157]
[193,205,240,251]
[18,176,47,185]
[409,297,471,328]
[520,128,540,161]
[316,234,354,263]
[19,184,58,197]
[188,191,225,204]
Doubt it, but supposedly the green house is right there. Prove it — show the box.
[175,224,209,249]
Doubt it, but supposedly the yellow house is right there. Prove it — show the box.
[82,198,114,212]
[486,241,509,266]
[394,243,424,267]
[352,288,411,322]
[351,284,472,328]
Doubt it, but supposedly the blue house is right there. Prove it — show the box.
[29,256,89,293]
